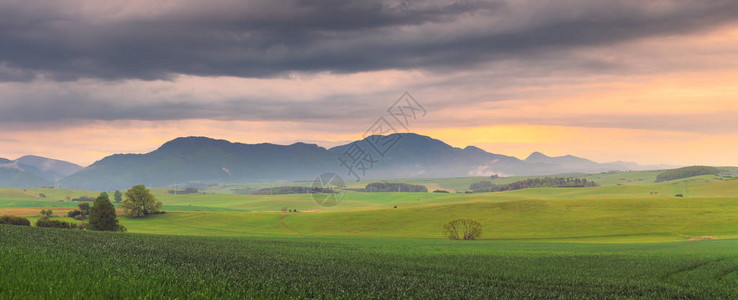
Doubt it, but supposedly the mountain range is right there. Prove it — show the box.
[1,133,673,190]
[0,156,83,188]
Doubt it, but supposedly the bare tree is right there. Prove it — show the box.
[443,219,482,240]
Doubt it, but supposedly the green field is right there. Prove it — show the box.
[1,170,738,298]
[2,171,738,241]
[2,225,738,299]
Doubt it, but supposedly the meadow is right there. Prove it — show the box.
[1,170,737,298]
[1,171,738,241]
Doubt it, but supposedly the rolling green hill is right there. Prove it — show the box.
[2,172,737,298]
[3,177,736,242]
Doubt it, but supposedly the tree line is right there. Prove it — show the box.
[363,182,428,193]
[655,166,719,182]
[470,177,598,193]
[251,186,339,195]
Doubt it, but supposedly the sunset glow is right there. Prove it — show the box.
[1,1,737,167]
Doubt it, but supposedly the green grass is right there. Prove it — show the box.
[4,178,738,242]
[112,195,738,242]
[361,167,738,192]
[2,225,738,299]
[2,171,738,298]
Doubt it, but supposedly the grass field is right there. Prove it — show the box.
[1,171,737,242]
[2,225,737,299]
[1,170,737,298]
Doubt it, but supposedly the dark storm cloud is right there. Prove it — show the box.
[0,90,383,124]
[1,0,737,81]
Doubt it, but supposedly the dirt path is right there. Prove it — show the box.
[278,214,302,236]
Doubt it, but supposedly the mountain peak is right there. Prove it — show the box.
[463,145,487,154]
[526,151,549,161]
[162,136,226,145]
[14,155,83,182]
[156,136,232,151]
[332,132,455,155]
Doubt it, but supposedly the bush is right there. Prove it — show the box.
[71,196,95,202]
[0,215,31,226]
[36,219,78,229]
[39,209,54,218]
[443,219,482,240]
[78,203,90,216]
[67,209,81,218]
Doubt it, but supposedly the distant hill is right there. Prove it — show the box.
[0,157,51,188]
[655,166,720,182]
[61,137,337,190]
[523,152,668,174]
[58,133,669,190]
[329,133,522,178]
[14,155,83,182]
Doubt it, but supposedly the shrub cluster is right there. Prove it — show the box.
[67,209,81,218]
[67,202,91,220]
[0,215,31,226]
[71,196,95,202]
[36,219,84,229]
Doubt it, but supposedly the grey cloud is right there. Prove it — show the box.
[1,0,737,81]
[0,89,394,124]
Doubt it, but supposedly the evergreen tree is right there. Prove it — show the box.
[88,194,120,231]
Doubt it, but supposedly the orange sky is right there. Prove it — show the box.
[1,3,738,167]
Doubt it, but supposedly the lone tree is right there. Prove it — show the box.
[443,218,482,240]
[113,190,123,203]
[88,193,121,231]
[121,185,162,217]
